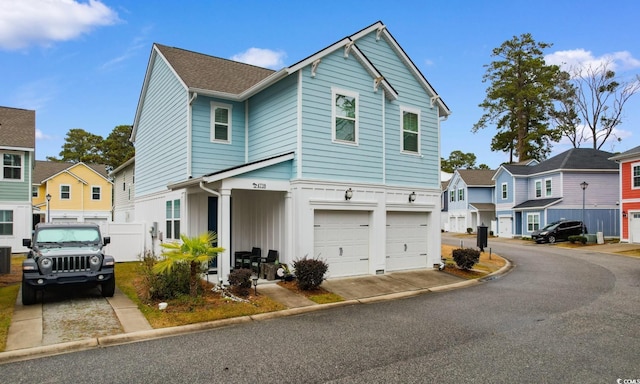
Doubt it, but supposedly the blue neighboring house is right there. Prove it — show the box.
[493,148,619,239]
[130,21,451,280]
[0,106,35,253]
[445,169,496,233]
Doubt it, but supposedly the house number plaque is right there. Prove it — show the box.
[252,182,266,189]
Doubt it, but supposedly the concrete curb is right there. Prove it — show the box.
[0,259,514,365]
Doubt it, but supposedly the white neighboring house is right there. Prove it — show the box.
[446,169,496,233]
[110,157,136,223]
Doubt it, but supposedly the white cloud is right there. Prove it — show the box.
[231,48,286,69]
[0,0,119,50]
[35,129,52,140]
[545,49,640,76]
[100,25,152,71]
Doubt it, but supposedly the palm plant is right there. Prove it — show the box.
[154,231,224,297]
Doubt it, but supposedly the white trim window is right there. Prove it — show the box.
[450,188,456,202]
[458,188,465,201]
[527,213,540,232]
[401,107,420,154]
[166,199,181,240]
[0,210,13,235]
[535,180,542,198]
[210,102,232,143]
[332,88,358,144]
[501,183,508,199]
[91,186,101,200]
[60,185,71,200]
[32,185,39,197]
[545,179,552,197]
[633,162,640,189]
[2,152,22,181]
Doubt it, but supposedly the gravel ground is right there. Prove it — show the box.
[41,287,122,345]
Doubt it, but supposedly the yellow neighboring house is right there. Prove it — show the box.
[32,161,113,225]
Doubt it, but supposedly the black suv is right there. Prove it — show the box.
[531,220,587,244]
[22,223,115,305]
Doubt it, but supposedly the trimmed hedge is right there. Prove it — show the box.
[568,235,587,244]
[228,268,252,297]
[293,257,328,291]
[452,248,480,270]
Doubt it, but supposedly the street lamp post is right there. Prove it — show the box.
[46,193,51,223]
[580,181,588,235]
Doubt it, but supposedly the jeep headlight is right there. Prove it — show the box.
[90,255,101,266]
[39,257,53,274]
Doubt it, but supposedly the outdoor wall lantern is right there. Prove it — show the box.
[623,211,627,218]
[46,193,51,223]
[345,188,353,201]
[408,191,417,203]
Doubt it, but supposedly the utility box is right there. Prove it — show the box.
[0,246,11,275]
[477,226,488,252]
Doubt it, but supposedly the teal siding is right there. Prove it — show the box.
[300,48,384,183]
[357,33,440,188]
[0,151,31,201]
[248,75,298,162]
[135,56,188,195]
[237,160,293,181]
[191,96,246,177]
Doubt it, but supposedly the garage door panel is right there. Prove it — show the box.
[386,212,428,272]
[314,210,369,277]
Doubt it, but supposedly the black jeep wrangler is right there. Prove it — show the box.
[22,223,115,305]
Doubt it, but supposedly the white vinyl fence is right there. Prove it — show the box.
[101,222,147,262]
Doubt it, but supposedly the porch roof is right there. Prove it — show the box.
[512,197,562,210]
[469,203,495,211]
[167,152,295,190]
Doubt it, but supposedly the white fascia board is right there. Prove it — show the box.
[0,146,34,152]
[110,157,135,176]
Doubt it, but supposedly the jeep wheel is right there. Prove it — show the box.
[101,276,116,297]
[22,281,37,305]
[548,235,556,244]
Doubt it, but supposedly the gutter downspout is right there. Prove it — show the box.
[187,92,198,178]
[199,181,226,283]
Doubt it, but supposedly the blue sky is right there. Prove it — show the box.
[2,0,639,169]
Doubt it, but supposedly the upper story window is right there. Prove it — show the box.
[332,88,358,144]
[2,153,22,181]
[458,188,465,201]
[401,107,420,154]
[501,183,508,199]
[210,102,232,143]
[545,179,552,197]
[60,185,70,200]
[450,188,455,202]
[32,185,39,197]
[91,186,101,200]
[535,180,542,198]
[633,163,640,188]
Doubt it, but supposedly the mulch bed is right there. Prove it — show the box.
[277,279,330,298]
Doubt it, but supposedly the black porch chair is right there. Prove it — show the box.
[252,249,278,276]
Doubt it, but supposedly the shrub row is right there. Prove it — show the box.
[452,248,480,270]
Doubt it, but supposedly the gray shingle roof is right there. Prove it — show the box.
[0,106,35,148]
[155,44,276,94]
[503,148,617,176]
[457,169,496,186]
[609,145,640,161]
[513,197,562,209]
[33,161,108,184]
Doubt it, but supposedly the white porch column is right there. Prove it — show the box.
[219,188,232,284]
[284,191,293,263]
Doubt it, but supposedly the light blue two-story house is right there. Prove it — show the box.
[130,21,450,280]
[494,148,619,238]
[0,106,35,253]
[445,169,496,234]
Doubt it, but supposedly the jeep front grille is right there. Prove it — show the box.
[52,256,92,273]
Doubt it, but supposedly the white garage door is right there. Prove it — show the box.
[386,212,428,272]
[314,210,370,278]
[52,217,78,223]
[498,217,512,237]
[630,213,640,244]
[457,217,466,233]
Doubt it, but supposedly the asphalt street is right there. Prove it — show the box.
[1,237,638,383]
